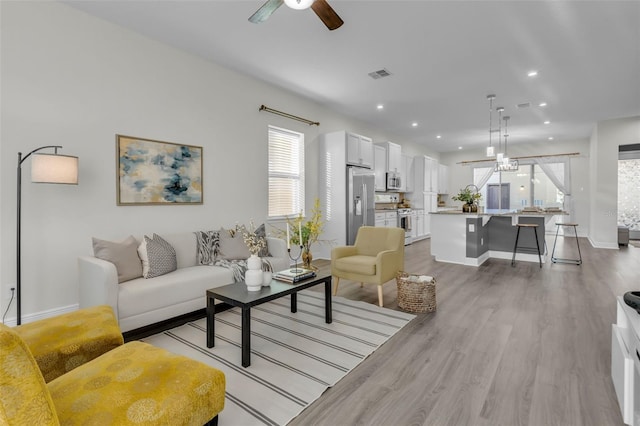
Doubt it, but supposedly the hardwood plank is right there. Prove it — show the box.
[290,237,636,426]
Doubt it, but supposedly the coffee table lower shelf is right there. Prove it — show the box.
[206,274,332,367]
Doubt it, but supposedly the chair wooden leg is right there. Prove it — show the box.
[333,277,340,296]
[378,286,384,307]
[360,282,364,288]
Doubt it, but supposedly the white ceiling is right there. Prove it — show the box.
[66,0,640,153]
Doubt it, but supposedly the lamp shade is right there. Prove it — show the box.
[284,0,315,10]
[486,146,495,157]
[31,153,78,184]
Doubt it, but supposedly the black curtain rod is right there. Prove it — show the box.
[259,105,319,126]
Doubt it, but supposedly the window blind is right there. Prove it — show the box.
[268,125,305,218]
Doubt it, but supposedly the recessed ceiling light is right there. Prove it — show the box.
[539,102,547,107]
[436,135,442,139]
[527,70,538,77]
[377,104,384,110]
[412,122,418,127]
[544,120,551,124]
[548,136,554,140]
[458,146,462,150]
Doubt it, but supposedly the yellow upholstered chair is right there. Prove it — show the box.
[1,306,225,426]
[331,226,405,307]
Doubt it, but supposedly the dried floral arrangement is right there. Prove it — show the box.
[239,221,267,256]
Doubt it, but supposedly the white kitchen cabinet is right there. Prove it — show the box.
[382,141,402,173]
[374,145,387,191]
[403,154,414,193]
[375,211,398,227]
[438,164,449,194]
[414,155,439,193]
[346,132,373,168]
[414,209,426,240]
[411,192,437,237]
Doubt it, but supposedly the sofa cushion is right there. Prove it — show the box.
[218,229,251,260]
[92,236,142,283]
[117,266,234,319]
[159,232,199,269]
[195,230,220,266]
[334,255,377,276]
[255,223,271,257]
[138,234,177,278]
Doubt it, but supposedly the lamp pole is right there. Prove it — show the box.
[16,145,63,325]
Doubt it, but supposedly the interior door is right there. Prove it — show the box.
[487,183,510,210]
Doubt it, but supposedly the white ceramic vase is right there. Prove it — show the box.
[245,254,263,291]
[262,271,273,286]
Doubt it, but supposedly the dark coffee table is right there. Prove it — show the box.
[206,271,332,367]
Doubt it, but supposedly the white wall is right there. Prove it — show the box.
[0,2,433,323]
[589,116,640,248]
[440,139,592,237]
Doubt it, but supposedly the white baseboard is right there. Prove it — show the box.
[1,303,79,327]
[587,237,619,250]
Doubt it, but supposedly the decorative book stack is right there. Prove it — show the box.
[274,268,316,283]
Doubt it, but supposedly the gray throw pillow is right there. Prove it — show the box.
[218,228,252,260]
[138,234,177,278]
[92,235,142,283]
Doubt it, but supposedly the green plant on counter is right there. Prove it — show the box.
[452,187,482,204]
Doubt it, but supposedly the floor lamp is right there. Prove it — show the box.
[17,145,78,325]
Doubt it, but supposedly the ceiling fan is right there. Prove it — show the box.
[249,0,344,31]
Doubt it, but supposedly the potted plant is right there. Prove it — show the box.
[452,186,482,212]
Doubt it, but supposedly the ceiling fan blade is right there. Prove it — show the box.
[249,0,284,24]
[310,0,344,30]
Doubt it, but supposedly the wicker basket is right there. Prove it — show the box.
[396,271,436,313]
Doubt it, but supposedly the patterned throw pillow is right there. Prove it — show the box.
[137,234,177,278]
[195,230,220,265]
[254,223,271,257]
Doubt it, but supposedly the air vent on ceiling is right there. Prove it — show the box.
[368,69,392,79]
[517,102,531,109]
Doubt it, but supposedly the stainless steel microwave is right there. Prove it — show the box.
[386,172,402,191]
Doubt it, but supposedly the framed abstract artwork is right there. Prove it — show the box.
[116,135,203,205]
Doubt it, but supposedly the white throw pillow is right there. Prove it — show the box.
[137,234,177,278]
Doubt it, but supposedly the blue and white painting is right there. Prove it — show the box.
[117,135,203,205]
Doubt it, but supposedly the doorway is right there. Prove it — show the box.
[619,144,640,240]
[487,183,510,210]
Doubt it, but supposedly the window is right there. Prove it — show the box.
[268,125,305,218]
[476,161,566,210]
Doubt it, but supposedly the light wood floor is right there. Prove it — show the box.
[290,236,640,426]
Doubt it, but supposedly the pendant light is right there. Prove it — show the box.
[502,115,510,165]
[486,94,496,157]
[496,106,505,163]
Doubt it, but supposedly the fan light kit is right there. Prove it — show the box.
[249,0,344,31]
[284,0,314,10]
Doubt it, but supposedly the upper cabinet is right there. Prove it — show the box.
[384,141,402,173]
[414,155,439,193]
[402,154,414,193]
[374,145,387,191]
[346,132,373,168]
[438,164,449,194]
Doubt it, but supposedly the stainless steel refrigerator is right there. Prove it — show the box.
[347,166,375,245]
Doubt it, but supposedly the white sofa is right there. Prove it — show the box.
[78,232,289,332]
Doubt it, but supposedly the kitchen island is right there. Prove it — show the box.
[430,210,567,266]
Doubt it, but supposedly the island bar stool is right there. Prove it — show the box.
[551,223,582,265]
[511,223,543,268]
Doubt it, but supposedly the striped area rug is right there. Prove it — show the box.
[143,290,415,426]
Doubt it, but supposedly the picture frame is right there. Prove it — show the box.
[116,134,203,205]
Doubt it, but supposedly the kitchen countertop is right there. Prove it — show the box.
[430,209,567,215]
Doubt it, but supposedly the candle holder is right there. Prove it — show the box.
[288,245,304,273]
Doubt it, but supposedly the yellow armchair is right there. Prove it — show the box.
[1,306,225,426]
[331,226,405,307]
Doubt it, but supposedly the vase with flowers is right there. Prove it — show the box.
[452,185,482,213]
[240,221,268,291]
[279,198,324,270]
